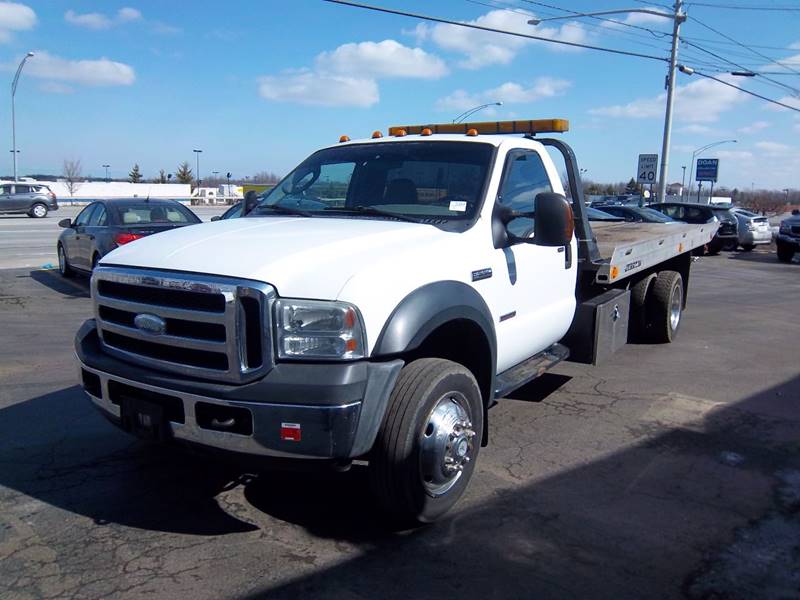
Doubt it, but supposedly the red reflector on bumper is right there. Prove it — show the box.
[280,422,301,442]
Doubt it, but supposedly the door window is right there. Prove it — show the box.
[497,150,552,238]
[75,204,98,226]
[88,204,107,226]
[14,185,30,194]
[0,185,12,195]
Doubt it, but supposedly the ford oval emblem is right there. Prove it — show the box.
[134,313,166,335]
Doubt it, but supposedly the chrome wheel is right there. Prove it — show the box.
[669,281,682,331]
[32,204,47,218]
[419,391,476,497]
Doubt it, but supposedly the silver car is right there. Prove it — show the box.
[730,208,771,251]
[0,182,59,218]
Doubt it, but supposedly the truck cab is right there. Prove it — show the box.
[75,119,714,522]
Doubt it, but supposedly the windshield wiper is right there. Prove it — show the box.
[324,206,423,224]
[252,204,313,217]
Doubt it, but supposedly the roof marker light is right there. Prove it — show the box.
[394,128,407,137]
[371,130,383,139]
[421,128,432,136]
[466,128,478,137]
[388,119,569,137]
[339,135,350,143]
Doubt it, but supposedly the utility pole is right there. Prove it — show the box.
[657,0,686,204]
[193,149,202,191]
[681,165,686,199]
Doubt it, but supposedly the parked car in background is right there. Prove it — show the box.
[57,199,201,277]
[729,208,772,251]
[0,182,58,218]
[586,207,624,221]
[211,191,260,221]
[649,202,736,254]
[776,209,800,263]
[598,206,677,224]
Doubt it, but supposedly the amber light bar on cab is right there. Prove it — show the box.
[387,119,569,137]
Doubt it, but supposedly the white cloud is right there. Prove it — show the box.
[589,74,747,123]
[64,9,112,29]
[677,124,712,134]
[258,70,378,107]
[765,95,800,112]
[737,120,770,134]
[754,141,791,155]
[24,51,135,86]
[117,7,142,23]
[437,77,571,111]
[0,1,36,41]
[66,7,156,31]
[622,10,671,26]
[151,21,181,35]
[416,9,588,69]
[790,41,800,50]
[315,40,447,79]
[38,81,73,94]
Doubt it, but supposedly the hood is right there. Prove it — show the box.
[100,216,451,299]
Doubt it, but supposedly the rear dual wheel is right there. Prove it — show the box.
[630,270,683,343]
[369,358,483,524]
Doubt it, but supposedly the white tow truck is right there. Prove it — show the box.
[75,119,717,522]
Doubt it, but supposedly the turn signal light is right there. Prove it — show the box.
[114,232,145,246]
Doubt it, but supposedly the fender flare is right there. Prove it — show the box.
[372,281,497,443]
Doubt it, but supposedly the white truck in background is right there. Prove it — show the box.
[74,119,716,523]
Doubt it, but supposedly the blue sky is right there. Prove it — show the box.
[1,0,799,189]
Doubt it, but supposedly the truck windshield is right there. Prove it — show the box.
[254,141,494,230]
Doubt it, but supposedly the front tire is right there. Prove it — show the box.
[741,244,755,252]
[369,358,483,524]
[777,241,795,263]
[30,203,48,218]
[706,239,723,255]
[650,271,683,343]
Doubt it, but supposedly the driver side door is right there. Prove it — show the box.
[492,149,578,371]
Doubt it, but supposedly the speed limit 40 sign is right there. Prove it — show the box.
[637,154,658,184]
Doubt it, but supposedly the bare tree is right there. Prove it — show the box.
[63,159,83,196]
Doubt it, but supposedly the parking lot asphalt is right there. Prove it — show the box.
[1,250,798,600]
[0,205,228,270]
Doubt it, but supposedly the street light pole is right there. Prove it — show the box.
[452,101,503,124]
[11,52,34,182]
[193,149,202,190]
[681,165,686,199]
[102,164,110,182]
[687,139,737,197]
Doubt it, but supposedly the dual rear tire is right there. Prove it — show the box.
[630,270,683,343]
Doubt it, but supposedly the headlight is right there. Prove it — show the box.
[780,222,789,234]
[274,299,366,360]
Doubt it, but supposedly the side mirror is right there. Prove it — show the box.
[58,218,72,228]
[210,216,221,222]
[533,193,574,247]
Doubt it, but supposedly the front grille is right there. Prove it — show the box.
[719,223,736,235]
[92,267,275,383]
[792,225,800,235]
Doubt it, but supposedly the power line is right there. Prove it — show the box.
[685,2,800,11]
[689,68,800,112]
[323,0,800,116]
[680,38,800,95]
[687,14,800,77]
[517,0,670,37]
[322,0,670,61]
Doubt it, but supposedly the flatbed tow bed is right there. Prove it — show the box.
[590,221,717,284]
